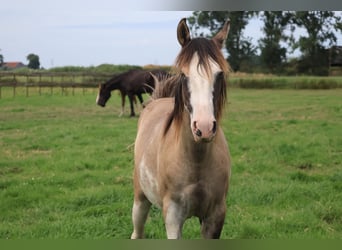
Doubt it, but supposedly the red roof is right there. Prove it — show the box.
[3,62,26,69]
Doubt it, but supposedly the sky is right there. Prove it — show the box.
[1,1,341,69]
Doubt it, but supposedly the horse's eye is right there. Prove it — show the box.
[215,71,224,81]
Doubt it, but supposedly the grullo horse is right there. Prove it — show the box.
[131,18,231,239]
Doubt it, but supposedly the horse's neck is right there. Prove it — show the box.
[108,78,122,91]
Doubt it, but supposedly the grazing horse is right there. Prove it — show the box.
[96,69,169,117]
[131,18,231,239]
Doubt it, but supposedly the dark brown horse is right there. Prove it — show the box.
[96,69,169,117]
[131,18,231,239]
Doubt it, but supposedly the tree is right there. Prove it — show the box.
[290,11,342,75]
[26,53,40,69]
[188,11,258,72]
[259,11,290,73]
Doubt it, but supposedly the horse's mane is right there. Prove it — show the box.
[152,73,182,99]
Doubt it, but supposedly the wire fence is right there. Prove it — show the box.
[0,72,113,98]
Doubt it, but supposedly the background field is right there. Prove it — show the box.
[0,87,341,239]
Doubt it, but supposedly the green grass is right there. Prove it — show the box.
[0,87,341,239]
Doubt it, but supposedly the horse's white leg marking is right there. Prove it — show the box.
[118,106,124,117]
[131,199,151,239]
[95,93,99,104]
[164,200,186,239]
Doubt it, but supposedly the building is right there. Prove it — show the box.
[2,62,27,70]
[330,46,342,66]
[329,46,342,76]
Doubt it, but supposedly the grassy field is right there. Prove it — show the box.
[0,87,341,239]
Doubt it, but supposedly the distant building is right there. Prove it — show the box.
[329,46,342,76]
[330,46,342,66]
[2,62,27,70]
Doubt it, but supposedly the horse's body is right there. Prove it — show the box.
[132,18,231,239]
[96,69,169,117]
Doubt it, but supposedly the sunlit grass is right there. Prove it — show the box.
[0,87,341,239]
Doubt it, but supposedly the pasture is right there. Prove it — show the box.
[0,87,341,239]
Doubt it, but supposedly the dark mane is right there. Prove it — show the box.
[175,38,229,76]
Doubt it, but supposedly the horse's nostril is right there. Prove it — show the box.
[195,129,202,137]
[212,121,217,134]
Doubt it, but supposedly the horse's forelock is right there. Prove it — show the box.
[175,38,229,77]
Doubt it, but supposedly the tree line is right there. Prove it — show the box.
[188,11,342,75]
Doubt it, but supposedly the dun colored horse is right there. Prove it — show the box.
[96,69,168,117]
[131,18,231,239]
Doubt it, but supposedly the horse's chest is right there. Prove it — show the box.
[180,181,216,217]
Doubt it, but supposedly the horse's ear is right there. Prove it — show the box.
[213,19,230,49]
[177,18,191,47]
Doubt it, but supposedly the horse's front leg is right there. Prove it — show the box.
[127,93,136,117]
[136,93,145,108]
[131,196,151,239]
[163,199,186,239]
[200,203,226,239]
[119,92,126,117]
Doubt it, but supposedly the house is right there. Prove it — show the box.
[2,62,27,70]
[329,46,342,76]
[330,46,342,66]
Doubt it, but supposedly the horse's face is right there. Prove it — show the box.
[176,18,230,143]
[96,83,111,107]
[185,54,221,143]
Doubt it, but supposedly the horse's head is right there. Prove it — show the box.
[96,83,111,107]
[174,18,230,143]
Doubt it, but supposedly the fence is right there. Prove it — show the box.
[0,72,113,98]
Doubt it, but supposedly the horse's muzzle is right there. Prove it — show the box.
[192,120,217,143]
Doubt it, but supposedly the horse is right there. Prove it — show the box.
[96,69,169,117]
[131,18,231,239]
